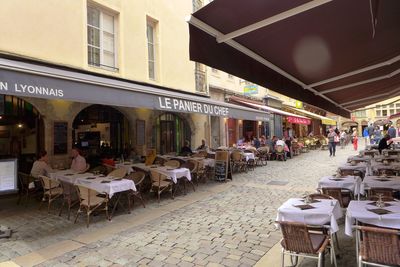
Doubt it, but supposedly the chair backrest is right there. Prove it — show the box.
[321,187,345,207]
[102,163,116,175]
[39,175,59,190]
[368,188,394,199]
[164,160,180,169]
[276,221,317,254]
[182,161,196,172]
[150,170,169,186]
[357,226,400,266]
[231,151,243,161]
[76,185,99,206]
[107,168,127,178]
[308,193,334,200]
[126,171,146,186]
[89,165,107,175]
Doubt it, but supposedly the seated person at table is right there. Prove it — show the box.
[180,140,193,156]
[197,139,208,150]
[71,147,87,172]
[31,150,53,179]
[252,137,261,149]
[378,134,393,154]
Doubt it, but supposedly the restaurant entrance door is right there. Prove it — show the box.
[156,113,191,155]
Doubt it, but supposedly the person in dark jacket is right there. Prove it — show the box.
[388,125,396,139]
[378,134,393,154]
[180,140,193,156]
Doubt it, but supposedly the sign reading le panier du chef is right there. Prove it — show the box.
[158,96,229,116]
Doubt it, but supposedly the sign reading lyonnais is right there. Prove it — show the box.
[0,81,64,97]
[158,96,229,116]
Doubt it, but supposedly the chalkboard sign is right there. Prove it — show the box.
[0,159,17,194]
[214,151,230,181]
[136,120,145,146]
[54,121,68,154]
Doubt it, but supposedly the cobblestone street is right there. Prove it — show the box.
[1,146,358,267]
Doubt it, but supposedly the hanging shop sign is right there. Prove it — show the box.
[295,100,303,109]
[287,116,311,125]
[243,84,258,95]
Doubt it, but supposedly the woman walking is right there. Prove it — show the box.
[352,128,358,151]
[327,128,337,157]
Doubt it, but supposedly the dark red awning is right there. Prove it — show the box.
[188,0,400,118]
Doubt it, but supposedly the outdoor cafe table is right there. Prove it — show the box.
[370,162,400,175]
[318,175,362,197]
[338,162,369,176]
[276,198,343,233]
[345,200,400,236]
[360,149,379,157]
[360,175,400,195]
[347,155,371,163]
[50,170,136,198]
[129,163,191,184]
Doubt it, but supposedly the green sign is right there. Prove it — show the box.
[244,84,258,95]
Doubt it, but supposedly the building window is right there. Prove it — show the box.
[147,19,157,80]
[376,110,381,117]
[382,110,388,116]
[87,5,117,71]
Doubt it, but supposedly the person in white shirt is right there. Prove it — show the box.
[71,147,87,173]
[30,150,53,179]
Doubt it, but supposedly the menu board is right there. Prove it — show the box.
[214,151,230,181]
[0,159,17,194]
[54,121,68,154]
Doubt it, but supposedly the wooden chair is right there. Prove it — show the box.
[231,150,247,173]
[59,180,79,220]
[125,171,146,209]
[164,160,180,169]
[74,185,110,227]
[355,226,400,267]
[322,187,352,208]
[150,170,173,203]
[276,221,336,267]
[368,188,395,201]
[17,172,38,205]
[38,175,63,213]
[107,168,127,178]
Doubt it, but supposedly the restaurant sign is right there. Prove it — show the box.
[158,96,229,116]
[287,116,311,125]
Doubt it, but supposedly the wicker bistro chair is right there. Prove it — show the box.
[177,161,196,195]
[187,159,200,186]
[276,221,337,267]
[164,160,181,169]
[340,169,364,179]
[107,168,127,178]
[150,170,174,203]
[17,172,38,205]
[308,193,335,201]
[89,165,107,175]
[275,145,286,161]
[38,175,63,213]
[231,150,247,173]
[355,226,400,267]
[321,187,353,208]
[59,180,79,220]
[125,171,146,209]
[102,163,116,175]
[74,185,110,227]
[368,188,395,201]
[291,142,301,156]
[376,169,397,176]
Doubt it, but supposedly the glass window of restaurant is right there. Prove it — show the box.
[72,105,129,166]
[0,95,45,173]
[154,113,191,155]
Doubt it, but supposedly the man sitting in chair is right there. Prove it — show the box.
[71,147,87,173]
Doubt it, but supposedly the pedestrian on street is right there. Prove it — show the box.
[340,129,346,149]
[327,128,337,157]
[363,127,369,147]
[367,123,374,144]
[352,128,358,151]
[388,125,396,139]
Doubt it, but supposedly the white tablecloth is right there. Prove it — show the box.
[152,166,191,184]
[370,162,400,174]
[50,170,136,198]
[338,163,369,175]
[345,200,400,236]
[360,176,400,195]
[243,152,255,161]
[276,198,343,233]
[318,175,362,195]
